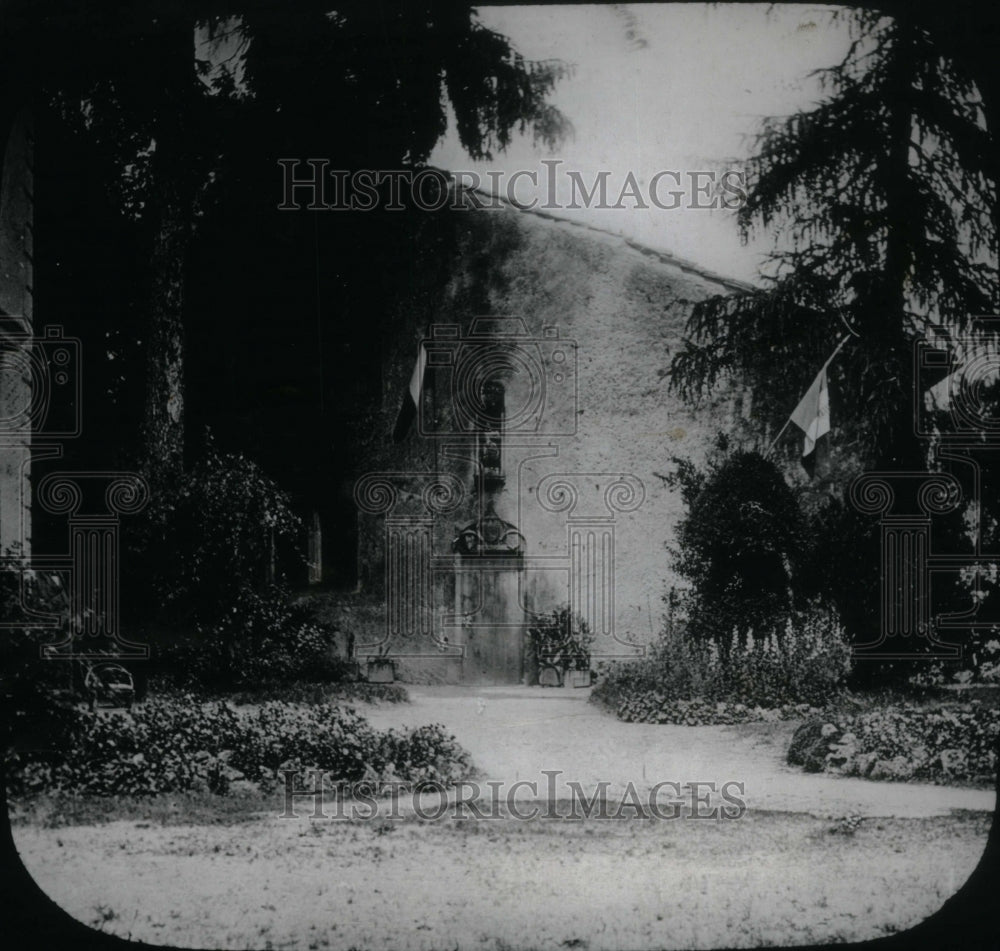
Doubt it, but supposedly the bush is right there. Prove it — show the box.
[908,636,1000,688]
[124,442,326,687]
[592,601,851,722]
[7,696,472,797]
[795,494,881,667]
[723,604,852,706]
[217,681,409,706]
[0,563,79,756]
[668,449,802,654]
[613,696,820,726]
[128,442,301,622]
[157,586,342,688]
[787,703,1000,784]
[377,724,474,786]
[786,719,837,772]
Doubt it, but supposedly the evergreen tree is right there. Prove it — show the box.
[670,11,997,469]
[667,11,998,665]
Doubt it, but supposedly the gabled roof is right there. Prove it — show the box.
[446,176,757,297]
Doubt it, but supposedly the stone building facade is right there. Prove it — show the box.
[351,194,751,683]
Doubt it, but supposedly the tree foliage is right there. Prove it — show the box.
[669,11,997,466]
[1,1,572,476]
[124,439,298,623]
[5,1,572,208]
[669,449,803,653]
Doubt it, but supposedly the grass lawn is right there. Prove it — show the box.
[9,790,993,950]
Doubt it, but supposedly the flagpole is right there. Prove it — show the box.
[764,332,853,458]
[820,332,852,373]
[765,417,794,458]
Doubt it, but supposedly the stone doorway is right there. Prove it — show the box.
[452,503,526,685]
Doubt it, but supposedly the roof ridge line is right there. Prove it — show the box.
[439,175,756,294]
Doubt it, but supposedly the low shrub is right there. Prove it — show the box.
[592,601,851,722]
[787,702,1000,784]
[376,724,474,786]
[614,695,821,726]
[7,696,471,797]
[125,443,347,689]
[786,719,839,772]
[216,701,382,787]
[156,585,343,689]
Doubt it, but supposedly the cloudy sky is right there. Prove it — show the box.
[431,4,854,285]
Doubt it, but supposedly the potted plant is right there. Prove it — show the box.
[565,659,594,689]
[537,662,563,688]
[527,606,593,688]
[365,644,395,683]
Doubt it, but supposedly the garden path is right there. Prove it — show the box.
[361,686,996,818]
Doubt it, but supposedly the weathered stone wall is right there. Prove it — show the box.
[0,110,34,557]
[351,198,749,681]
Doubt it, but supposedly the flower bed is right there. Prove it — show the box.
[787,702,1000,784]
[610,693,822,725]
[592,605,850,722]
[7,696,472,797]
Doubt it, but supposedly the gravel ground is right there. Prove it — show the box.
[11,686,996,949]
[359,686,996,818]
[13,809,992,949]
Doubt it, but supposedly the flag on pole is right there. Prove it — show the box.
[767,333,850,470]
[392,342,427,442]
[789,367,830,475]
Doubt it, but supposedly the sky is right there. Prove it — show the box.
[430,4,855,285]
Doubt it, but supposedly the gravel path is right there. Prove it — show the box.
[359,686,996,818]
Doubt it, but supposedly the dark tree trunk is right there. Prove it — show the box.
[886,4,999,303]
[144,179,190,484]
[141,22,199,485]
[873,19,925,473]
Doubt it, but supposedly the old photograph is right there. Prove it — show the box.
[2,2,998,948]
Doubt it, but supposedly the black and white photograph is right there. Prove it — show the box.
[2,2,999,948]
